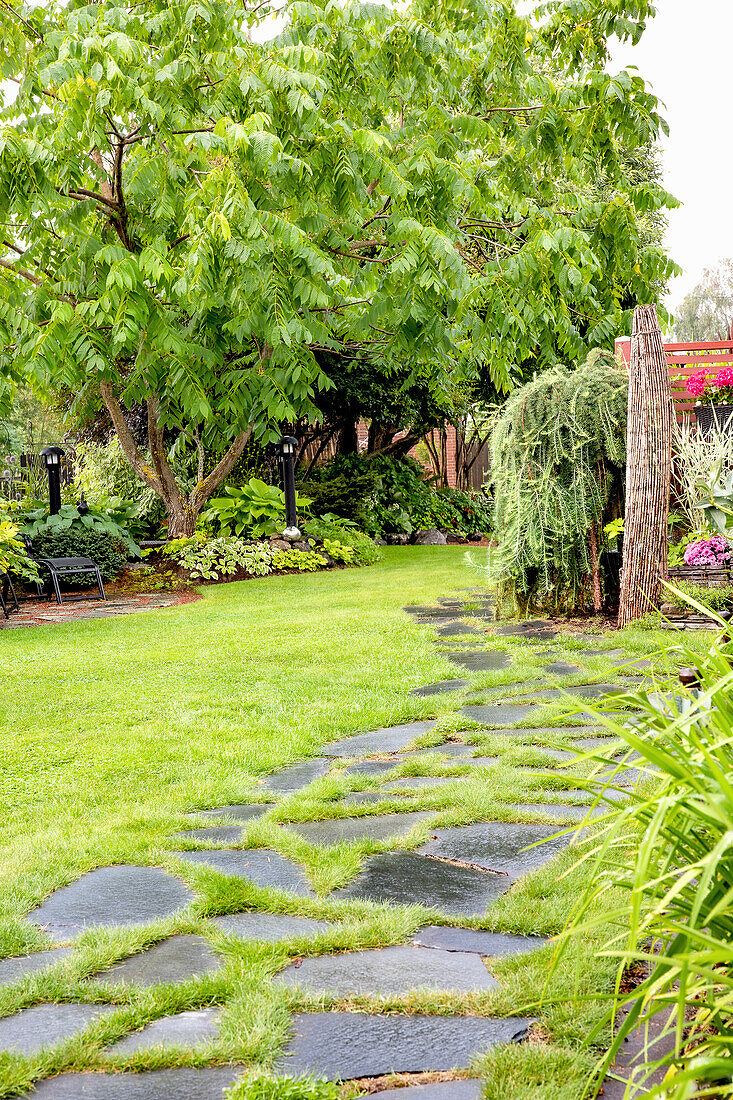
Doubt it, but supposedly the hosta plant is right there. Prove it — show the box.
[203,480,311,538]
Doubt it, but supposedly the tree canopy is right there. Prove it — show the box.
[672,260,733,343]
[0,0,676,532]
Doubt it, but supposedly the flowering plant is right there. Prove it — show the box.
[686,366,733,404]
[683,535,731,568]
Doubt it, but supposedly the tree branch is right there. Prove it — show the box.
[146,393,181,505]
[0,257,42,286]
[190,427,253,511]
[99,381,162,495]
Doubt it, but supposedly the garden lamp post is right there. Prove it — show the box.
[275,435,300,538]
[40,445,65,515]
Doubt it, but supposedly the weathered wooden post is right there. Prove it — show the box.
[618,304,673,626]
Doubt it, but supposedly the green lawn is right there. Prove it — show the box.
[0,548,677,1098]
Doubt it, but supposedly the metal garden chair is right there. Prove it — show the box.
[19,534,106,605]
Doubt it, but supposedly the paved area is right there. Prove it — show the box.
[4,591,656,1098]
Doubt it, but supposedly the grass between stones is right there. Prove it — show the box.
[0,547,704,1099]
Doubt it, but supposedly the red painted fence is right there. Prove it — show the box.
[615,337,733,421]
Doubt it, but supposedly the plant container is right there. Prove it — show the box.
[694,403,733,436]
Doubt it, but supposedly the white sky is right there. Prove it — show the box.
[610,0,733,311]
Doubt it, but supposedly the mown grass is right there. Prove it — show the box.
[0,548,680,1098]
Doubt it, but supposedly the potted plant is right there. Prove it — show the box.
[668,534,732,587]
[686,366,733,435]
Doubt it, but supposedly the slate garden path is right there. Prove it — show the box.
[1,591,657,1099]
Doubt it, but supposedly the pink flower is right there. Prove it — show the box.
[683,536,731,567]
[713,366,733,389]
[686,369,709,397]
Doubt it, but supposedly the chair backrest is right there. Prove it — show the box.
[17,532,34,554]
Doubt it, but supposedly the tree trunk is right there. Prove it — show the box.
[166,502,197,538]
[618,304,673,627]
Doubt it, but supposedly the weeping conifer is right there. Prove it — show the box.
[490,349,627,614]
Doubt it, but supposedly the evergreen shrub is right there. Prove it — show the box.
[490,348,627,614]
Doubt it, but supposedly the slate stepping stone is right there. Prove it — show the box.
[185,804,270,823]
[496,620,552,633]
[284,811,432,847]
[447,651,511,672]
[261,759,331,792]
[333,852,510,916]
[545,661,581,675]
[28,866,194,937]
[377,1083,483,1100]
[89,935,222,987]
[512,803,591,821]
[0,1003,117,1054]
[173,848,313,896]
[412,926,546,957]
[106,1009,220,1053]
[410,679,469,696]
[343,759,405,777]
[436,622,483,636]
[18,1068,245,1098]
[0,947,72,985]
[276,1011,534,1080]
[175,825,246,843]
[275,944,498,996]
[461,703,536,725]
[419,822,569,880]
[321,722,435,757]
[209,912,332,941]
[581,648,626,658]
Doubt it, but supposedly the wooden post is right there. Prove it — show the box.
[618,304,673,627]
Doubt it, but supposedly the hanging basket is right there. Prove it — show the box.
[694,403,733,436]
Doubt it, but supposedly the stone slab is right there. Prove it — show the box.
[495,620,552,633]
[545,662,581,676]
[436,622,483,636]
[173,849,313,896]
[261,760,331,792]
[333,852,510,916]
[342,759,406,777]
[90,934,222,987]
[447,651,511,672]
[513,683,635,700]
[419,823,569,881]
[321,722,435,757]
[276,1011,534,1080]
[106,1009,220,1053]
[412,926,547,956]
[415,742,484,759]
[284,812,432,847]
[17,1068,244,1098]
[512,803,590,821]
[0,1003,117,1054]
[209,912,332,941]
[410,680,469,697]
[0,947,72,985]
[376,1083,483,1100]
[461,704,536,726]
[275,944,497,996]
[28,866,194,937]
[175,825,246,843]
[185,804,270,823]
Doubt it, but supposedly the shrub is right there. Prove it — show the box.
[490,348,627,614]
[304,515,382,566]
[20,503,141,558]
[321,538,355,564]
[202,479,311,537]
[555,619,733,1097]
[666,579,733,613]
[31,527,129,583]
[0,520,40,584]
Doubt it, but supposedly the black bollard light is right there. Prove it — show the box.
[275,435,300,538]
[40,445,65,515]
